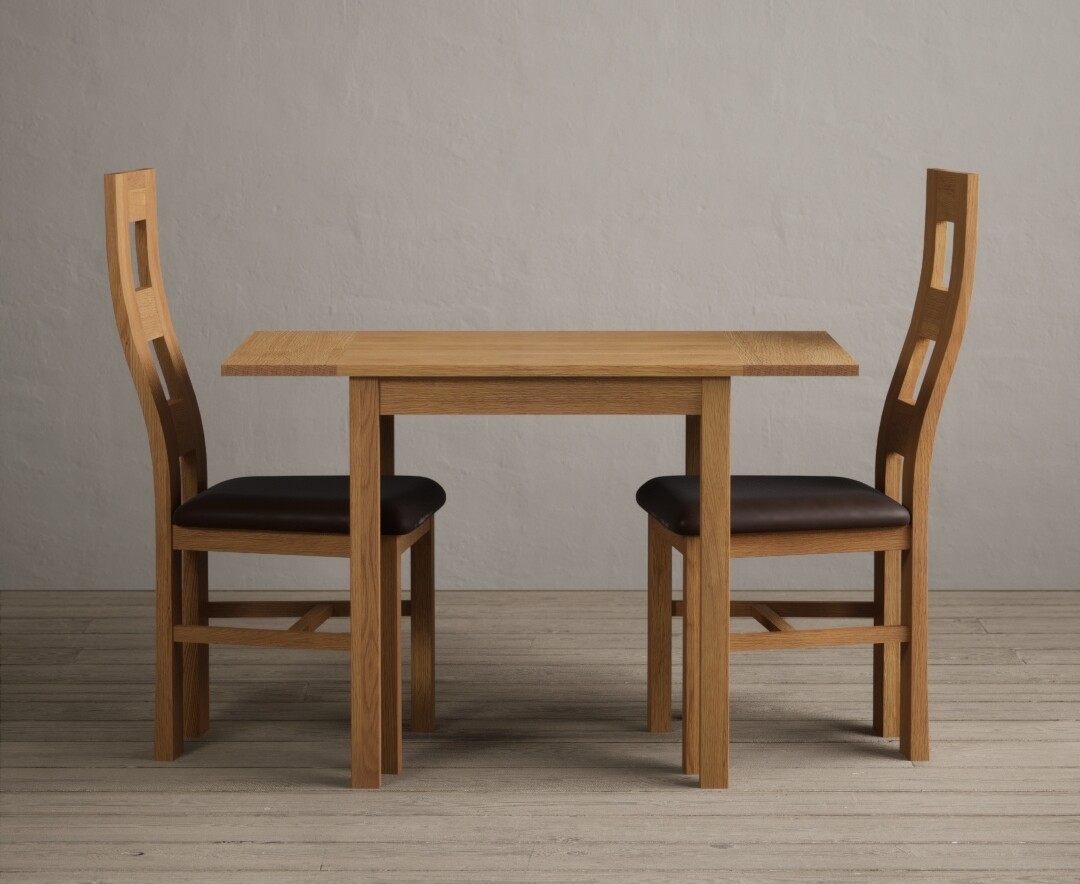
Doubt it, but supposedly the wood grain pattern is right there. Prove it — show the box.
[134,286,163,338]
[874,452,904,739]
[172,527,349,557]
[682,413,702,779]
[901,528,930,760]
[350,378,382,788]
[597,598,877,620]
[681,539,701,776]
[287,603,334,633]
[381,535,402,775]
[735,331,863,377]
[730,625,910,652]
[379,378,703,415]
[391,520,432,557]
[698,377,731,788]
[877,172,979,469]
[154,527,183,760]
[181,549,209,738]
[107,170,200,762]
[218,330,353,376]
[173,624,349,651]
[105,170,209,509]
[222,330,857,378]
[749,604,794,633]
[641,513,910,561]
[874,545,902,738]
[880,170,978,762]
[732,526,910,558]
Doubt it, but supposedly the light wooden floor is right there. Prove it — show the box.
[1,589,1078,882]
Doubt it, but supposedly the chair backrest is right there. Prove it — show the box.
[105,169,207,516]
[876,169,978,521]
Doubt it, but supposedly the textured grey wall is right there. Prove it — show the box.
[2,1,1078,591]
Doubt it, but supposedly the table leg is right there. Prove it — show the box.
[350,378,382,788]
[698,378,731,788]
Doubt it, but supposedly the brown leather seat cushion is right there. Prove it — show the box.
[636,475,910,537]
[173,475,446,537]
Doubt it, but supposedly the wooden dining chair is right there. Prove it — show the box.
[638,168,978,773]
[105,168,443,774]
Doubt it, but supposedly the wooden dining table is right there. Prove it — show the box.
[222,330,858,788]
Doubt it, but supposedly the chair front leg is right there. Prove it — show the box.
[182,549,210,738]
[410,520,436,732]
[647,517,673,732]
[873,548,901,738]
[682,538,701,775]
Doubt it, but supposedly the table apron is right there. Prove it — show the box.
[376,377,704,415]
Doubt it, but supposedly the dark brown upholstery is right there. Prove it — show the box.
[636,475,910,537]
[173,475,446,537]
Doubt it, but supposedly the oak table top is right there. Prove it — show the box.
[221,330,858,378]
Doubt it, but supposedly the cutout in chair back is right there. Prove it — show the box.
[932,220,954,291]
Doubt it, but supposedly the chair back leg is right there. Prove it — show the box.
[647,518,673,732]
[410,521,436,732]
[682,538,701,775]
[900,539,931,759]
[155,539,184,760]
[381,535,403,775]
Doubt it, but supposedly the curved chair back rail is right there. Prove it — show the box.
[105,169,208,516]
[877,169,979,519]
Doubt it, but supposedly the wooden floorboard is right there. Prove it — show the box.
[1,589,1078,881]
